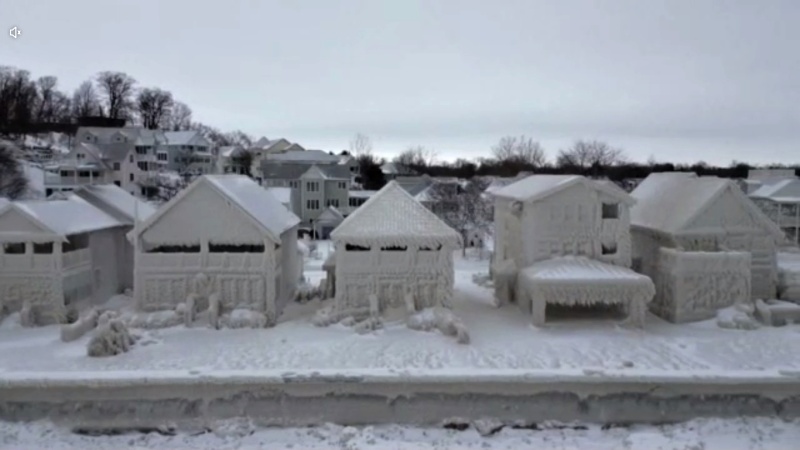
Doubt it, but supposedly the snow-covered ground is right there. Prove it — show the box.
[1,417,798,449]
[1,242,799,378]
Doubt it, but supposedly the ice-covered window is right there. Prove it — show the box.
[307,199,320,210]
[601,243,617,255]
[208,243,265,253]
[147,244,201,253]
[113,163,120,171]
[602,203,619,219]
[338,181,347,189]
[33,242,53,254]
[380,245,407,251]
[3,242,26,254]
[345,244,370,251]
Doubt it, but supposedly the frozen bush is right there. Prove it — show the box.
[128,310,182,329]
[19,301,36,327]
[716,305,760,330]
[97,310,119,326]
[407,307,470,344]
[208,293,221,329]
[219,309,267,329]
[60,309,99,342]
[354,316,383,334]
[87,320,135,357]
[185,293,198,326]
[312,305,340,327]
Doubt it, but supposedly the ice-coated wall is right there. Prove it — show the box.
[333,242,456,316]
[651,247,751,323]
[277,225,300,313]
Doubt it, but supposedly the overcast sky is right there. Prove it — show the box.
[2,0,798,165]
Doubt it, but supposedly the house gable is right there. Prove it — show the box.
[0,205,61,242]
[684,185,786,242]
[300,165,326,180]
[494,175,635,206]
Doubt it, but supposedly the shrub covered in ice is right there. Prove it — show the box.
[407,307,470,344]
[60,309,99,342]
[716,303,760,330]
[295,282,323,303]
[353,316,383,334]
[128,309,183,329]
[87,319,135,357]
[219,309,267,329]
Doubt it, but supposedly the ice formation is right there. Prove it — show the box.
[407,307,470,344]
[87,319,136,357]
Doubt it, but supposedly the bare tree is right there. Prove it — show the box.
[138,173,186,203]
[426,178,492,257]
[230,149,255,177]
[394,145,438,172]
[0,141,28,199]
[0,67,38,130]
[136,87,174,129]
[71,80,102,118]
[164,101,192,130]
[349,133,373,157]
[556,140,627,170]
[492,135,547,168]
[225,130,253,148]
[96,71,136,120]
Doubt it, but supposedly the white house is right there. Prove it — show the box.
[630,173,786,322]
[749,178,800,245]
[490,175,655,327]
[129,175,301,325]
[328,181,461,318]
[0,188,152,325]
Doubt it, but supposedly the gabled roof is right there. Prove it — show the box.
[300,165,329,180]
[265,187,292,205]
[750,178,800,202]
[331,181,460,247]
[260,162,351,180]
[164,130,207,146]
[492,175,635,205]
[131,175,299,243]
[0,196,124,240]
[266,149,339,164]
[631,173,785,240]
[219,145,245,158]
[317,206,345,223]
[73,184,156,224]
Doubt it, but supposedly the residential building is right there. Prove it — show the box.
[749,178,800,245]
[490,175,654,327]
[129,175,301,326]
[163,130,215,176]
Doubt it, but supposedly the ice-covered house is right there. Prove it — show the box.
[491,175,655,327]
[327,181,461,317]
[0,188,152,325]
[129,175,301,325]
[630,173,786,323]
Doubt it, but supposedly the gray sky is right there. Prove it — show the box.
[2,0,799,165]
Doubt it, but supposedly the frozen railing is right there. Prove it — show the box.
[0,254,58,271]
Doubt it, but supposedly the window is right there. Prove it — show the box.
[84,135,92,141]
[33,242,53,254]
[113,163,120,171]
[338,181,347,189]
[3,242,25,254]
[157,153,167,161]
[129,173,134,182]
[602,203,619,219]
[76,153,85,160]
[601,243,617,255]
[60,170,72,177]
[129,154,133,163]
[62,233,89,253]
[345,244,370,251]
[209,243,265,253]
[147,244,201,253]
[113,181,121,187]
[419,245,443,251]
[380,245,407,251]
[306,199,320,210]
[326,199,339,208]
[290,181,300,188]
[137,162,148,171]
[306,181,319,192]
[78,171,90,177]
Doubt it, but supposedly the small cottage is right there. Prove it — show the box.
[630,173,786,322]
[0,190,149,325]
[328,181,461,317]
[129,175,301,325]
[491,175,655,327]
[314,205,345,239]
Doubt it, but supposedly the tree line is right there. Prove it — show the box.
[0,66,254,147]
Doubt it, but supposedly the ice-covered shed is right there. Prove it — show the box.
[490,175,655,327]
[630,173,786,321]
[129,175,301,325]
[328,181,461,317]
[0,193,141,325]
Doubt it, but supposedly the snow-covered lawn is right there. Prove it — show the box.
[1,417,798,449]
[1,242,800,378]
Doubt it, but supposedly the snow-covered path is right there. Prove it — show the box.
[1,418,798,450]
[1,247,799,377]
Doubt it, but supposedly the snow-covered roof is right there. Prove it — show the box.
[73,184,156,224]
[266,150,339,163]
[750,178,800,202]
[219,145,244,158]
[631,173,785,242]
[331,181,460,247]
[492,175,635,205]
[748,169,797,180]
[316,206,344,223]
[164,130,204,146]
[265,187,292,205]
[1,196,124,240]
[131,175,300,244]
[348,190,377,199]
[520,256,653,285]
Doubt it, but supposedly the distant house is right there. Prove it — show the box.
[749,178,800,245]
[129,175,301,325]
[163,130,215,176]
[0,187,153,325]
[314,206,345,239]
[630,173,786,321]
[260,162,351,228]
[490,175,654,327]
[380,162,418,180]
[327,181,461,318]
[346,190,377,214]
[217,145,247,174]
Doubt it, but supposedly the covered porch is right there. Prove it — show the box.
[516,256,655,327]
